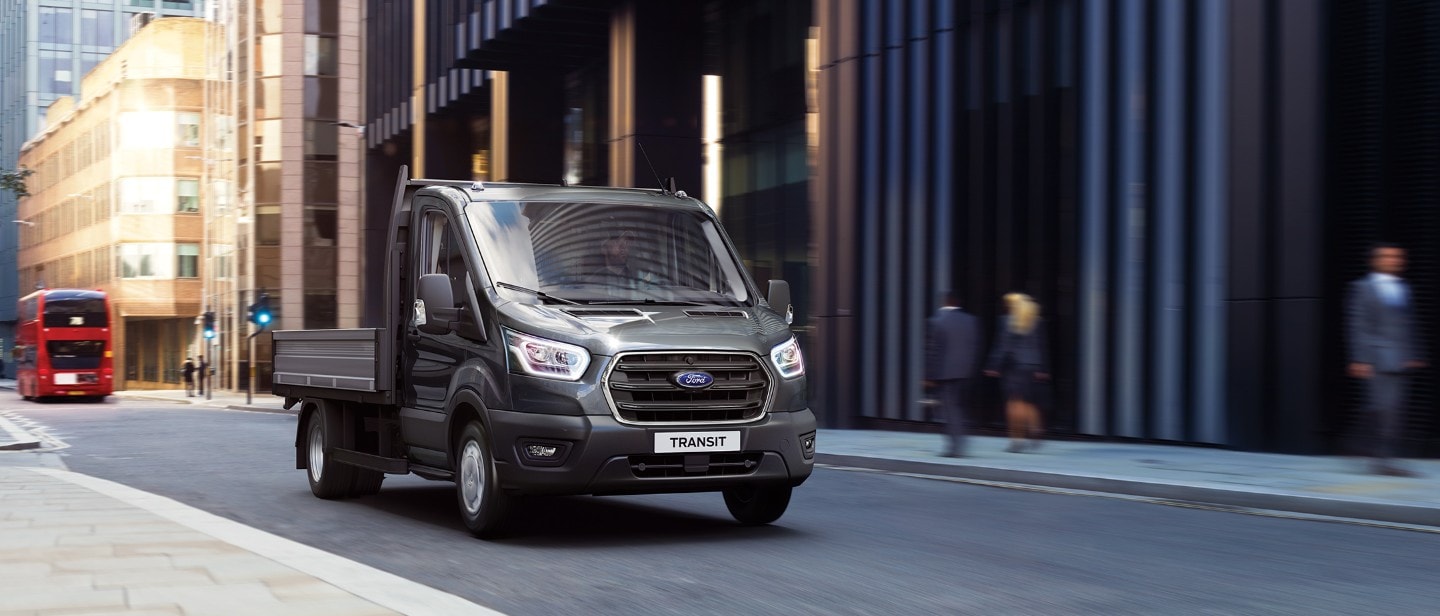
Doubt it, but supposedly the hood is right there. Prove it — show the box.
[496,302,794,357]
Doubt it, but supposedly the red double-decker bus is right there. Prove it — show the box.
[14,289,115,401]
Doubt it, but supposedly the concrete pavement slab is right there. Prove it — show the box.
[0,467,503,615]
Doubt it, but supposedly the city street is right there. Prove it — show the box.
[3,397,1438,615]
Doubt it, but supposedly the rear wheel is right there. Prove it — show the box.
[454,421,512,538]
[306,408,354,499]
[723,484,793,525]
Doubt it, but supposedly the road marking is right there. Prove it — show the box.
[30,468,507,616]
[0,410,70,451]
[816,463,1440,535]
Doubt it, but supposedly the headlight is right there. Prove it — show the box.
[769,336,805,379]
[504,329,591,381]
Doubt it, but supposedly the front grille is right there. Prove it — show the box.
[607,352,770,424]
[628,453,764,478]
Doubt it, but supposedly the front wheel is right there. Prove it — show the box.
[306,409,354,499]
[454,421,512,538]
[723,484,793,525]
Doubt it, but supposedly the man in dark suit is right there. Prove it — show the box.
[924,291,981,458]
[196,355,208,396]
[1347,243,1427,477]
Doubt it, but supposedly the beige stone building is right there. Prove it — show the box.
[16,17,225,390]
[211,0,365,392]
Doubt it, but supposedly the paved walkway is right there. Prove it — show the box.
[817,429,1440,528]
[0,383,498,615]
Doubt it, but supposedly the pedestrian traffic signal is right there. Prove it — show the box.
[202,311,216,339]
[253,293,272,327]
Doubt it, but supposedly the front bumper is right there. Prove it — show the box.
[486,408,817,496]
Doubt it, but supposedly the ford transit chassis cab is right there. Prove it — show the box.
[273,168,816,537]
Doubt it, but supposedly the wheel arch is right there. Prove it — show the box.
[445,387,490,467]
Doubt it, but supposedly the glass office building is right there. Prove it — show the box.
[364,0,1436,456]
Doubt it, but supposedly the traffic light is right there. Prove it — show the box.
[253,293,272,327]
[202,311,216,339]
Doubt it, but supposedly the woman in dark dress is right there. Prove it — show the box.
[984,293,1050,452]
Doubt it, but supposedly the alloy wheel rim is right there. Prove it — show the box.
[308,421,325,482]
[461,440,485,515]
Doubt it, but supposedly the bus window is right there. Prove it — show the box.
[43,298,110,328]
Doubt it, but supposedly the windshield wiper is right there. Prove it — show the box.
[585,298,709,306]
[494,281,580,305]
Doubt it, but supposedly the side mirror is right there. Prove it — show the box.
[416,274,455,335]
[767,280,794,325]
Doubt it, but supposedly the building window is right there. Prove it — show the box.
[80,10,115,47]
[177,179,199,212]
[39,51,73,96]
[40,7,74,44]
[177,112,201,146]
[304,35,337,76]
[304,121,338,161]
[176,244,200,278]
[119,243,174,279]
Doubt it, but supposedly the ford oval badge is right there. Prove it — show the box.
[673,371,715,389]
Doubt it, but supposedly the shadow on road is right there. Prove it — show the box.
[352,481,806,548]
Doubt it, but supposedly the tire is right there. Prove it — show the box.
[305,408,354,499]
[454,421,512,538]
[348,469,385,498]
[723,484,793,526]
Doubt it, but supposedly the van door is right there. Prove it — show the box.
[400,201,479,459]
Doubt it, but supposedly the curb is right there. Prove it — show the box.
[223,404,297,415]
[113,393,195,405]
[816,453,1440,528]
[0,414,42,451]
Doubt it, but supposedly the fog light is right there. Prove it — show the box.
[800,432,816,459]
[526,444,559,458]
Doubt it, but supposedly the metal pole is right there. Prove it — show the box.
[247,330,256,405]
[206,340,213,400]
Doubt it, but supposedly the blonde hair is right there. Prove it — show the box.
[1004,292,1040,335]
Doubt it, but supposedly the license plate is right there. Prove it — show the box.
[54,373,78,385]
[654,431,741,454]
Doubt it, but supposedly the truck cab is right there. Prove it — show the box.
[274,168,816,537]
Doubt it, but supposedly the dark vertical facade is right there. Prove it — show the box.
[1328,0,1440,457]
[814,0,1346,453]
[711,0,812,342]
[814,0,1080,433]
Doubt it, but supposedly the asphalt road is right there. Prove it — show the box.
[7,398,1440,615]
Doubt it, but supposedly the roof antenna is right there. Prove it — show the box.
[637,142,669,194]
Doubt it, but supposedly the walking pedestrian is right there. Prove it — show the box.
[924,290,981,458]
[984,293,1051,453]
[1347,242,1427,477]
[182,357,196,397]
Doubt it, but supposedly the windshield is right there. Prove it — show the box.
[464,201,751,306]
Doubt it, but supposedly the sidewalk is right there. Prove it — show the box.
[0,464,496,615]
[817,429,1440,528]
[111,388,292,414]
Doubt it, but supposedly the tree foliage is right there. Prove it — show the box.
[1,167,35,199]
